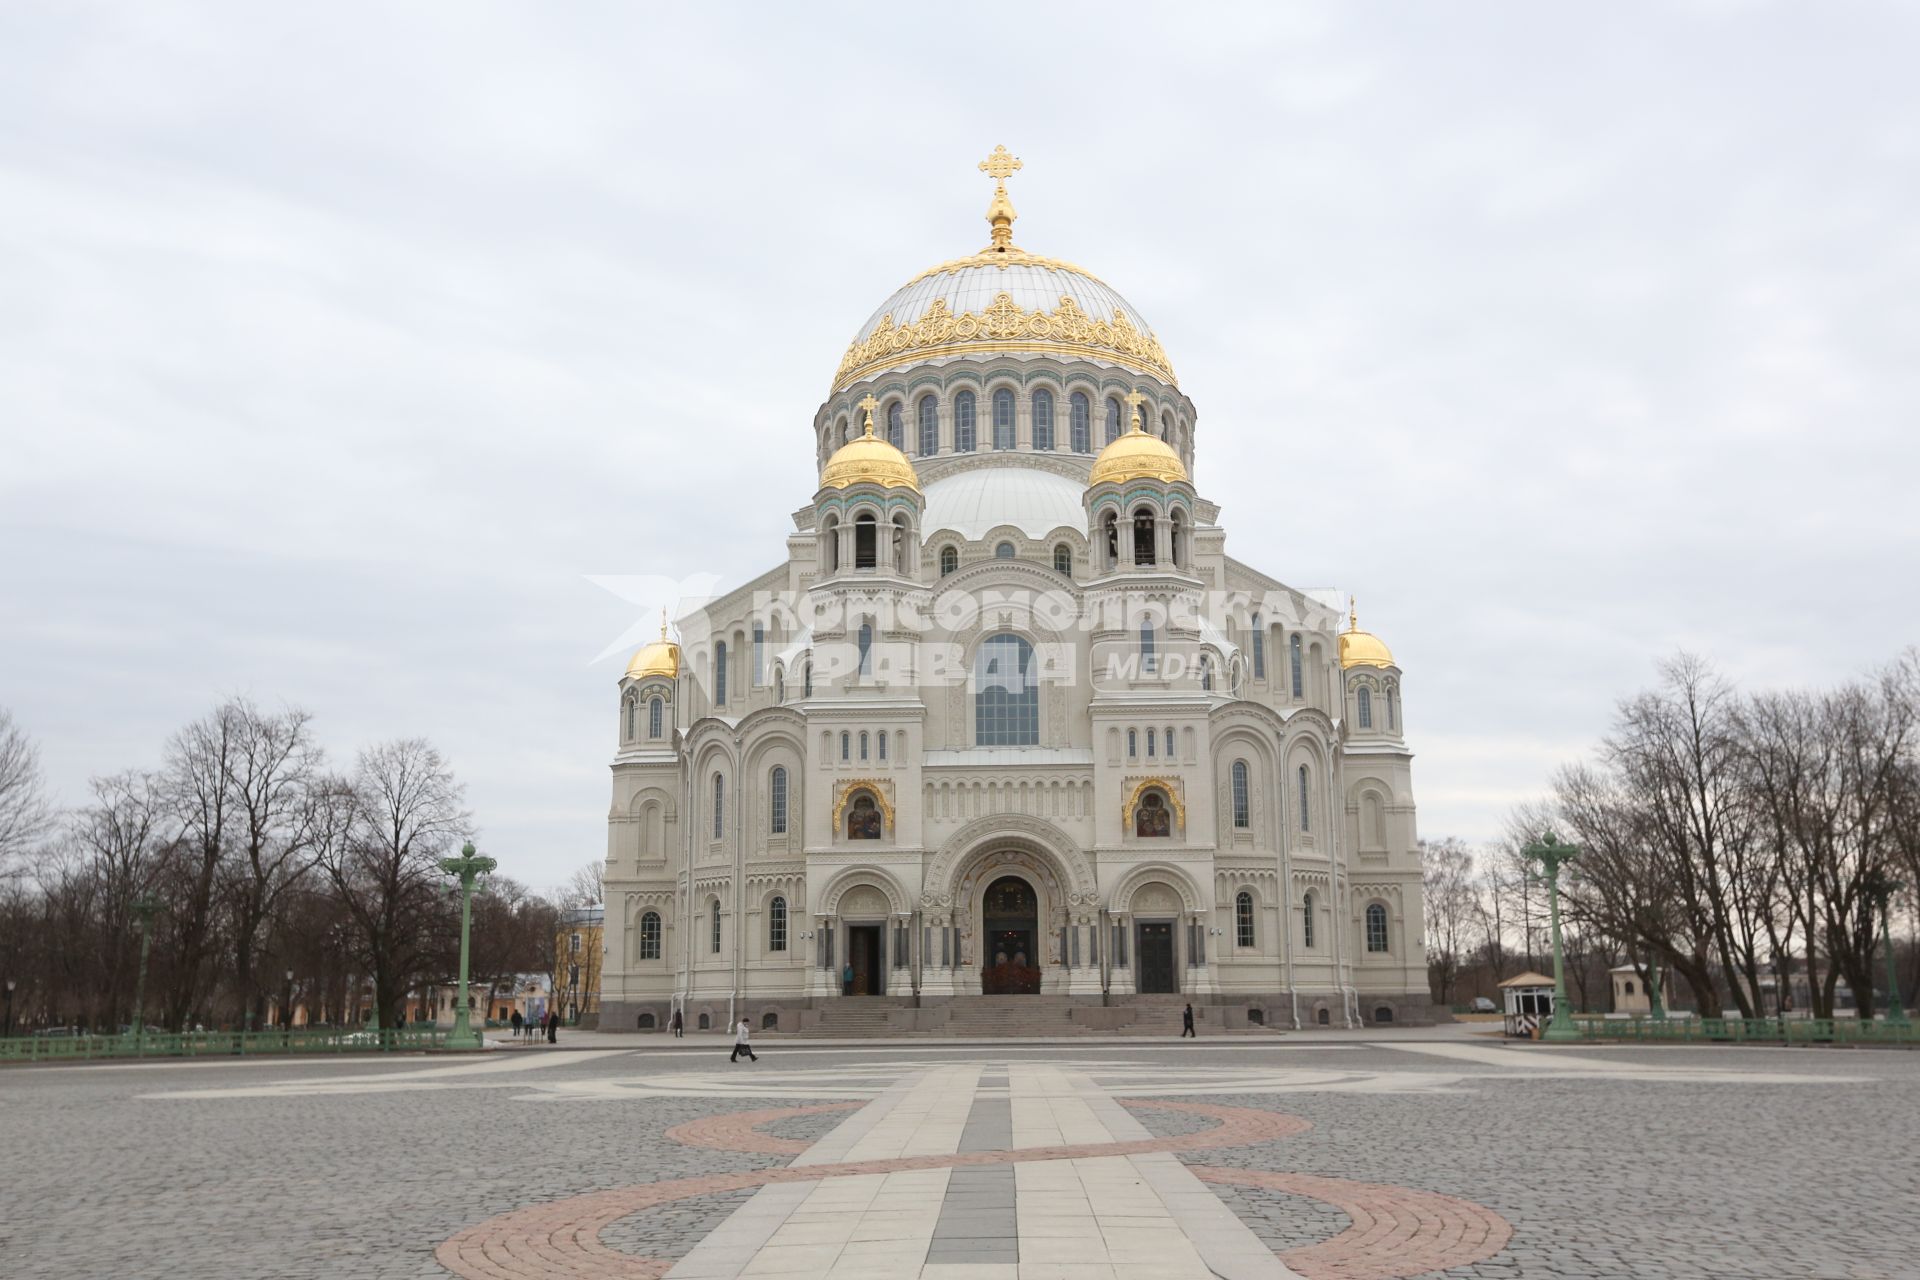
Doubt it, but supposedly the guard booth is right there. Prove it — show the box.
[1499,971,1558,1038]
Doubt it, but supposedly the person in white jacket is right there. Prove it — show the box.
[730,1018,758,1063]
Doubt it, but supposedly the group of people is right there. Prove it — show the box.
[508,1008,561,1043]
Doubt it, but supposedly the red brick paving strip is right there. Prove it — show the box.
[435,1100,1510,1279]
[661,1102,862,1155]
[1192,1166,1516,1280]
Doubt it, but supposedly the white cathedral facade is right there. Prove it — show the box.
[600,150,1430,1034]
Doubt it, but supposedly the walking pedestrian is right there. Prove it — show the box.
[510,1009,523,1041]
[546,1009,559,1044]
[730,1017,758,1063]
[671,1008,684,1038]
[1181,1002,1196,1038]
[842,963,854,996]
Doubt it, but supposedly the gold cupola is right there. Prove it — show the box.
[1339,598,1396,670]
[820,396,921,493]
[624,611,682,681]
[1088,393,1188,488]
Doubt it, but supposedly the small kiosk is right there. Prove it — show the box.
[1499,971,1558,1038]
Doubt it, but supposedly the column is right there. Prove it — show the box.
[1108,914,1135,996]
[1155,516,1172,566]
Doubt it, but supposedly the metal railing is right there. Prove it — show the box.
[0,1025,455,1062]
[1572,1015,1917,1046]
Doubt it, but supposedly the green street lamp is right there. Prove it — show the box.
[1523,832,1581,1043]
[130,895,161,1050]
[439,841,496,1050]
[1645,953,1666,1021]
[1868,874,1909,1028]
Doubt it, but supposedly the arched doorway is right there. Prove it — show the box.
[981,875,1040,994]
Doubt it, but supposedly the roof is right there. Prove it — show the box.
[1498,971,1558,988]
[923,466,1087,541]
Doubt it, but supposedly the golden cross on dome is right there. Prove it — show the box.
[978,144,1023,183]
[857,394,879,435]
[1124,389,1147,432]
[1349,597,1359,632]
[660,608,669,641]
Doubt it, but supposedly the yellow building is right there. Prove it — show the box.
[556,906,604,1024]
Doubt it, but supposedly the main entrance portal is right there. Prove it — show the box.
[847,925,884,995]
[1136,921,1177,994]
[980,875,1039,994]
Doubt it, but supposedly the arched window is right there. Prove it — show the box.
[1146,728,1156,758]
[774,670,784,704]
[1053,543,1071,575]
[974,634,1040,746]
[1132,507,1155,565]
[713,641,728,706]
[769,766,788,834]
[995,541,1015,560]
[1366,903,1390,953]
[1231,760,1250,829]
[918,394,939,455]
[846,792,882,839]
[1140,620,1156,674]
[854,514,877,570]
[803,661,813,698]
[1200,656,1213,691]
[1236,891,1255,948]
[639,911,661,960]
[1289,634,1303,698]
[878,730,888,761]
[1127,728,1138,758]
[698,1012,711,1030]
[1102,512,1119,569]
[648,697,664,739]
[1387,685,1398,730]
[857,622,872,675]
[1251,614,1265,679]
[886,401,904,449]
[769,896,788,951]
[1070,391,1091,452]
[1357,686,1372,729]
[1134,790,1172,837]
[711,900,722,953]
[753,623,765,686]
[839,731,850,761]
[1302,893,1315,948]
[712,773,725,838]
[992,387,1015,449]
[954,390,976,451]
[859,731,869,760]
[940,545,958,576]
[1170,510,1185,567]
[1297,765,1311,831]
[624,695,635,740]
[1032,388,1054,450]
[1105,395,1123,444]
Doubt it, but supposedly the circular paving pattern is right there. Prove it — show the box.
[434,1100,1511,1279]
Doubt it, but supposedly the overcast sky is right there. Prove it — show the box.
[3,3,1916,890]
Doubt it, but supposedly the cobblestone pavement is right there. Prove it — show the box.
[0,1034,1912,1278]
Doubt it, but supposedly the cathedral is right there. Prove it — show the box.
[599,148,1429,1034]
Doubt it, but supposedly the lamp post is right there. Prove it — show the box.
[1522,832,1580,1043]
[130,895,160,1049]
[1867,874,1909,1027]
[439,840,496,1050]
[4,977,15,1039]
[282,968,295,1031]
[1646,954,1666,1021]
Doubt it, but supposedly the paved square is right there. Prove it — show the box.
[2,1029,1913,1278]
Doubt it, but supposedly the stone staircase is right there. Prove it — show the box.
[790,993,1273,1038]
[942,995,1086,1037]
[794,998,908,1038]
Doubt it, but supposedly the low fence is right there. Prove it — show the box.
[0,1026,454,1063]
[1573,1015,1918,1046]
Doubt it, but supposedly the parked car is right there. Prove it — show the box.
[1469,997,1498,1014]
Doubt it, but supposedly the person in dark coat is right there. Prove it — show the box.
[546,1009,559,1043]
[510,1009,523,1040]
[671,1008,684,1038]
[1181,1003,1196,1038]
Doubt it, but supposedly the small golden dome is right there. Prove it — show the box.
[1088,397,1187,488]
[625,612,681,681]
[820,397,921,494]
[1339,598,1395,670]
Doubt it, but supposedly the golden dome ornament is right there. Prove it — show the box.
[1088,391,1188,488]
[1338,597,1395,670]
[625,609,682,680]
[819,394,921,493]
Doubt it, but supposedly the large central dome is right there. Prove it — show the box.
[831,151,1175,393]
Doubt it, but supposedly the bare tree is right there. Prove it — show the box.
[219,700,322,1028]
[159,703,243,1026]
[314,740,468,1029]
[0,708,51,879]
[1420,837,1476,1006]
[564,860,604,909]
